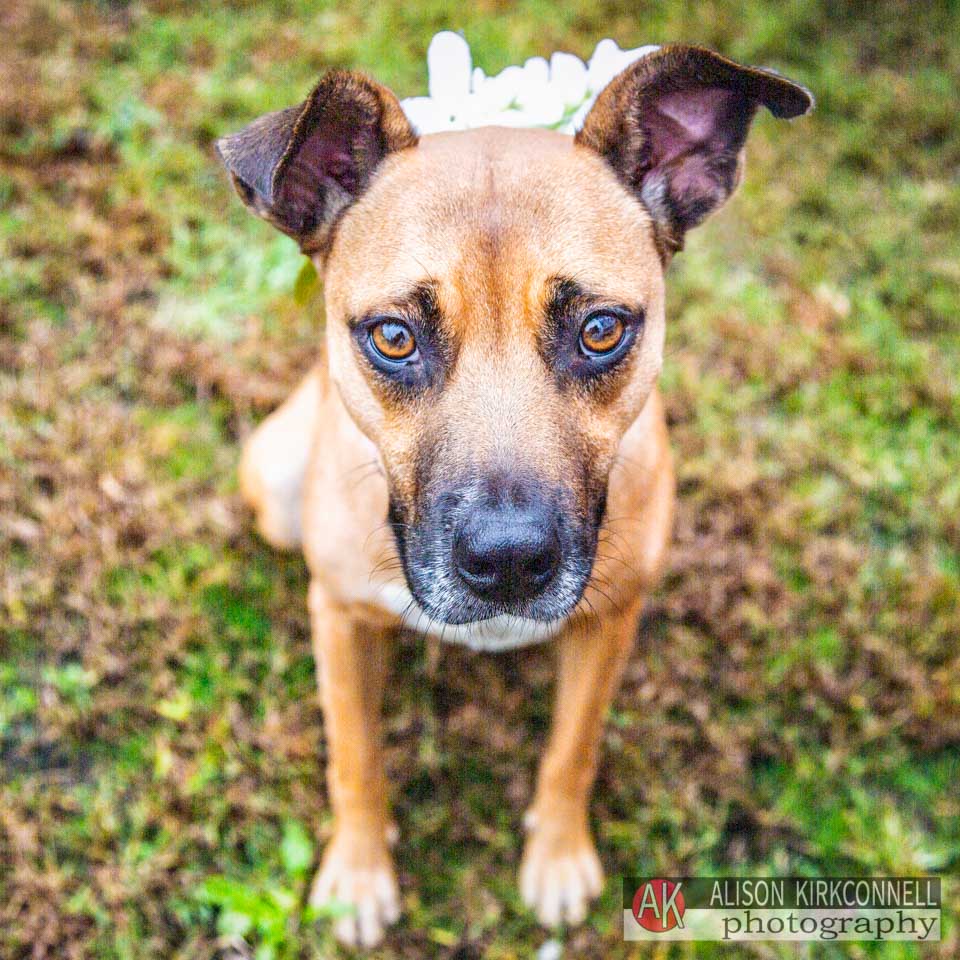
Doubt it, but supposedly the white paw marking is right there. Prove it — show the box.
[520,824,604,927]
[310,835,400,948]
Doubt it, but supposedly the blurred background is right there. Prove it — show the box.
[1,2,958,958]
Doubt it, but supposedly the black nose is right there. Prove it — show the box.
[452,492,562,605]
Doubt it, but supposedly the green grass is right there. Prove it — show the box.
[1,1,958,957]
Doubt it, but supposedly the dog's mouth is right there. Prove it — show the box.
[387,478,600,627]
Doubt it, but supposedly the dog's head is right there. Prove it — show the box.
[218,46,811,627]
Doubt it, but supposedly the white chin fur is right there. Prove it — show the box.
[375,583,566,652]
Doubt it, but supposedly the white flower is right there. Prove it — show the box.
[549,51,588,108]
[522,56,550,87]
[427,30,472,103]
[401,32,660,135]
[401,95,458,133]
[473,64,525,113]
[515,57,565,127]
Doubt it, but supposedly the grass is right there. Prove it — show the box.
[1,1,958,957]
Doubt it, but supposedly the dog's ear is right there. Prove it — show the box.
[576,45,812,258]
[216,71,417,254]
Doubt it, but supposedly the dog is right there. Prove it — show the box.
[216,44,812,947]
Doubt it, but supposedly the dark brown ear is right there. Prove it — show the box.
[575,45,813,258]
[216,71,417,254]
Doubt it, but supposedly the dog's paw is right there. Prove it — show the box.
[519,810,604,927]
[310,827,401,948]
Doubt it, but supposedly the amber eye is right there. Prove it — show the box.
[370,319,416,362]
[579,312,625,356]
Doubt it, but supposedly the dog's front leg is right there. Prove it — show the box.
[307,581,399,948]
[520,597,644,927]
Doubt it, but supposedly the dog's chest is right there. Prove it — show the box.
[373,583,565,652]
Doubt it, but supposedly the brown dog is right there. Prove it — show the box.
[217,45,811,947]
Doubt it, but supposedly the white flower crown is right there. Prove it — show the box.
[400,32,659,135]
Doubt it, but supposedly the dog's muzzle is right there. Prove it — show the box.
[392,472,596,627]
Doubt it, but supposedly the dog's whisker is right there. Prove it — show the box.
[596,554,639,581]
[594,542,636,574]
[341,458,382,481]
[369,556,404,581]
[584,579,622,617]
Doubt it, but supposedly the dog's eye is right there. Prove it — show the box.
[579,312,625,356]
[370,319,417,362]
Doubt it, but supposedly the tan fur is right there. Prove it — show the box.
[230,41,810,939]
[241,127,674,944]
[322,129,667,529]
